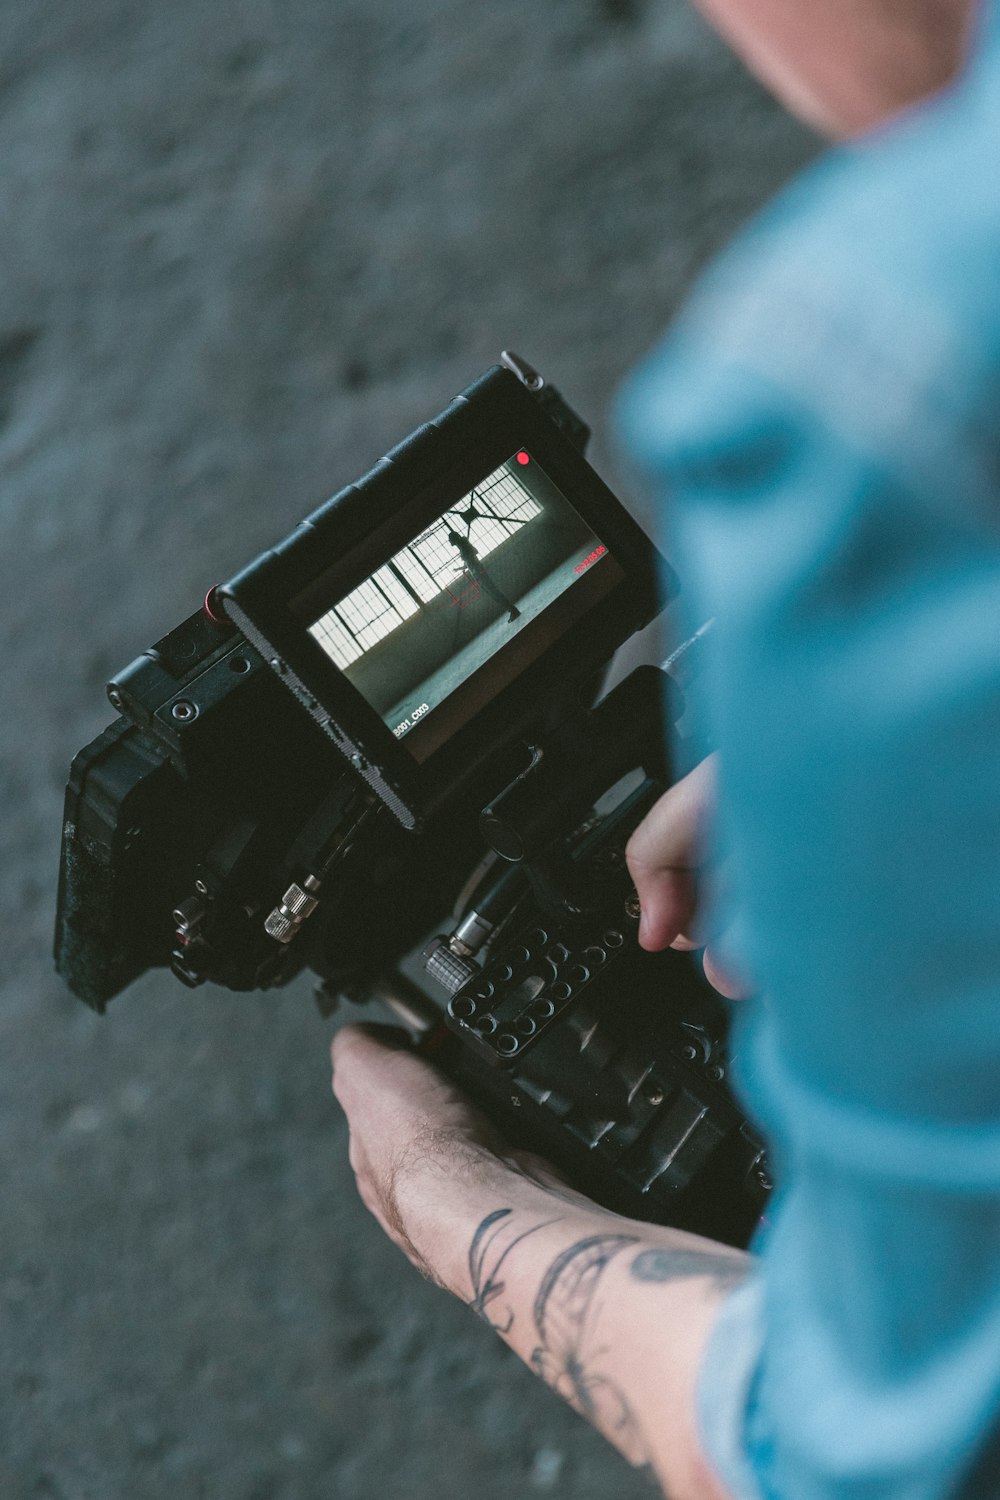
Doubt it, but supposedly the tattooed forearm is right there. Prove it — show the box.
[531,1233,652,1469]
[465,1214,747,1481]
[631,1248,750,1291]
[467,1208,562,1333]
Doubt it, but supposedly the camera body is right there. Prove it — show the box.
[55,356,769,1248]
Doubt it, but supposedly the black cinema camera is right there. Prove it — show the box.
[55,354,770,1248]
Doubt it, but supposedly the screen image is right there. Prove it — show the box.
[307,451,616,746]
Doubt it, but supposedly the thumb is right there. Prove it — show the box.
[625,756,715,952]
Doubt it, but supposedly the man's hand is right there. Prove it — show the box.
[331,1024,746,1499]
[330,1025,582,1285]
[625,755,748,999]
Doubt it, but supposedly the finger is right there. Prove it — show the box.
[637,868,697,951]
[703,945,751,1000]
[626,757,715,951]
[669,931,700,952]
[331,1022,411,1070]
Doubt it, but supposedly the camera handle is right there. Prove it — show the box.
[417,664,678,1002]
[480,664,677,867]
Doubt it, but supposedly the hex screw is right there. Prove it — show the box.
[171,700,198,723]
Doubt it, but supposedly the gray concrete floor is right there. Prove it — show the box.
[0,3,815,1496]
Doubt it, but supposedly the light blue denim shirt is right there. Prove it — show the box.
[617,5,1000,1497]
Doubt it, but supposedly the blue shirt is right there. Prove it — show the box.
[617,6,1000,1497]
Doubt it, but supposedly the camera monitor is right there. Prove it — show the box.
[220,366,667,828]
[306,451,615,752]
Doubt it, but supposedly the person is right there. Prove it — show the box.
[331,2,1000,1496]
[447,528,521,623]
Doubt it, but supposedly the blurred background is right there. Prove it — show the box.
[0,2,814,1496]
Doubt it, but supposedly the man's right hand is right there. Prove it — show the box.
[625,755,749,999]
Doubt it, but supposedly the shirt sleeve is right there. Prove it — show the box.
[617,57,1000,1500]
[696,1277,767,1500]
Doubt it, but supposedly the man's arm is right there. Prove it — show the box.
[331,1025,749,1500]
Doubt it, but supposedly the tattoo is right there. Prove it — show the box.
[531,1233,651,1469]
[468,1208,561,1334]
[630,1248,750,1291]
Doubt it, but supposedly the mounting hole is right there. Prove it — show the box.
[526,927,548,951]
[603,929,624,948]
[550,981,573,1002]
[492,963,514,984]
[584,946,607,966]
[496,1033,519,1056]
[515,1016,537,1037]
[229,655,252,674]
[449,996,477,1021]
[511,944,531,964]
[531,998,556,1020]
[565,963,590,986]
[546,943,570,964]
[475,1016,498,1036]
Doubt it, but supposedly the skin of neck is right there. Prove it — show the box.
[691,0,978,137]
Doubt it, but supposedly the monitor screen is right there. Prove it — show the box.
[305,450,622,755]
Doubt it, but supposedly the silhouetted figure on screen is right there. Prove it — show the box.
[447,530,520,623]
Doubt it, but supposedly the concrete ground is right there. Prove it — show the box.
[0,3,814,1497]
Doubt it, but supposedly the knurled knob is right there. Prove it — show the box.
[424,937,480,995]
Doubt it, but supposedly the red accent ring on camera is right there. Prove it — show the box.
[203,586,234,630]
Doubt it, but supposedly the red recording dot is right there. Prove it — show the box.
[516,450,530,465]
